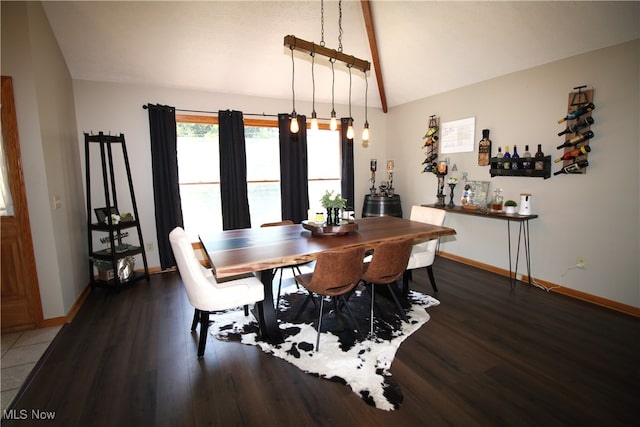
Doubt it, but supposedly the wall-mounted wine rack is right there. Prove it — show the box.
[489,156,552,179]
[555,85,594,176]
[420,115,439,174]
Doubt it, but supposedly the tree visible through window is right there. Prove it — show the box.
[176,115,340,237]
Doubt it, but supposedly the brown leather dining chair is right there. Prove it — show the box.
[293,246,366,351]
[361,237,414,337]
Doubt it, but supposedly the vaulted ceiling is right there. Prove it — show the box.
[42,1,639,111]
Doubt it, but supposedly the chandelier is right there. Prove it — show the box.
[284,0,371,142]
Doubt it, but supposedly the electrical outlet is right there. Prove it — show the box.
[146,243,154,252]
[52,195,62,209]
[576,256,586,268]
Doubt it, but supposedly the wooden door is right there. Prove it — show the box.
[1,76,43,333]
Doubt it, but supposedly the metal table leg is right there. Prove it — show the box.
[509,219,533,288]
[256,268,284,344]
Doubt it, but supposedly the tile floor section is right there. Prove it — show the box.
[1,326,62,413]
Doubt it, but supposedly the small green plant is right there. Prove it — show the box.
[320,190,347,209]
[504,199,518,207]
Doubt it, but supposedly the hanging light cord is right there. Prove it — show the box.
[320,0,325,47]
[364,70,368,123]
[290,46,296,114]
[311,48,316,114]
[337,0,343,52]
[348,64,352,119]
[330,57,336,114]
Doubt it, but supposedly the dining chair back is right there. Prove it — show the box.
[169,227,264,358]
[403,206,446,294]
[294,246,366,351]
[361,237,414,336]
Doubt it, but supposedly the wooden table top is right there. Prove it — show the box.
[200,216,457,278]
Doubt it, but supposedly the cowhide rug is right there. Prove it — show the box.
[209,284,439,411]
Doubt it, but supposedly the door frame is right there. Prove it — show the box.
[1,75,44,332]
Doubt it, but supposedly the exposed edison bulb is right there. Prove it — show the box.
[310,112,319,131]
[330,111,337,131]
[290,113,299,133]
[347,121,355,140]
[362,122,370,142]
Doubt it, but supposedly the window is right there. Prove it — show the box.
[0,132,14,216]
[176,115,340,236]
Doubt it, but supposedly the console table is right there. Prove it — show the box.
[424,205,538,287]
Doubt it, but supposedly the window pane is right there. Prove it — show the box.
[179,183,222,235]
[177,123,222,235]
[245,127,280,181]
[177,124,219,183]
[0,132,14,216]
[307,129,340,179]
[248,182,281,227]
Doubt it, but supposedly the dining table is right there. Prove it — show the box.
[200,215,457,344]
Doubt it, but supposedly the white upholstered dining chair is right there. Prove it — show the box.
[169,227,264,358]
[402,206,446,294]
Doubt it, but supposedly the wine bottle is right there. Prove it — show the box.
[502,146,511,170]
[423,125,439,139]
[421,135,438,148]
[557,116,595,136]
[556,130,594,150]
[421,162,437,173]
[554,159,589,175]
[522,145,532,169]
[534,144,545,171]
[478,129,491,166]
[496,146,503,169]
[557,102,595,124]
[511,145,520,169]
[553,145,591,163]
[422,152,438,164]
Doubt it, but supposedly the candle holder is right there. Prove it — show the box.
[448,183,456,208]
[370,159,377,195]
[435,161,448,207]
[436,176,446,207]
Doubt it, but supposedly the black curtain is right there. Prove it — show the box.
[146,103,183,270]
[340,117,355,211]
[218,110,251,230]
[278,114,309,223]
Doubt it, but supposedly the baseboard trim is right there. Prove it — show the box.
[439,251,640,318]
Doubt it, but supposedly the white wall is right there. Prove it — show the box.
[1,2,86,318]
[388,40,639,308]
[72,80,388,269]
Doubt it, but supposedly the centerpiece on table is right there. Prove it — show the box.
[321,190,347,225]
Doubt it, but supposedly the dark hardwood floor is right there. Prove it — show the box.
[3,258,638,426]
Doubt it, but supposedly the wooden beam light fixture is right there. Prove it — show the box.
[283,35,371,73]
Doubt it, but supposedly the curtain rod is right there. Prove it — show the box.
[142,105,279,118]
[176,108,280,118]
[143,105,337,121]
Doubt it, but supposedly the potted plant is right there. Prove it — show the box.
[504,199,518,214]
[321,190,347,225]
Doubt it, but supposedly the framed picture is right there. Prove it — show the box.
[460,181,490,209]
[94,207,119,224]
